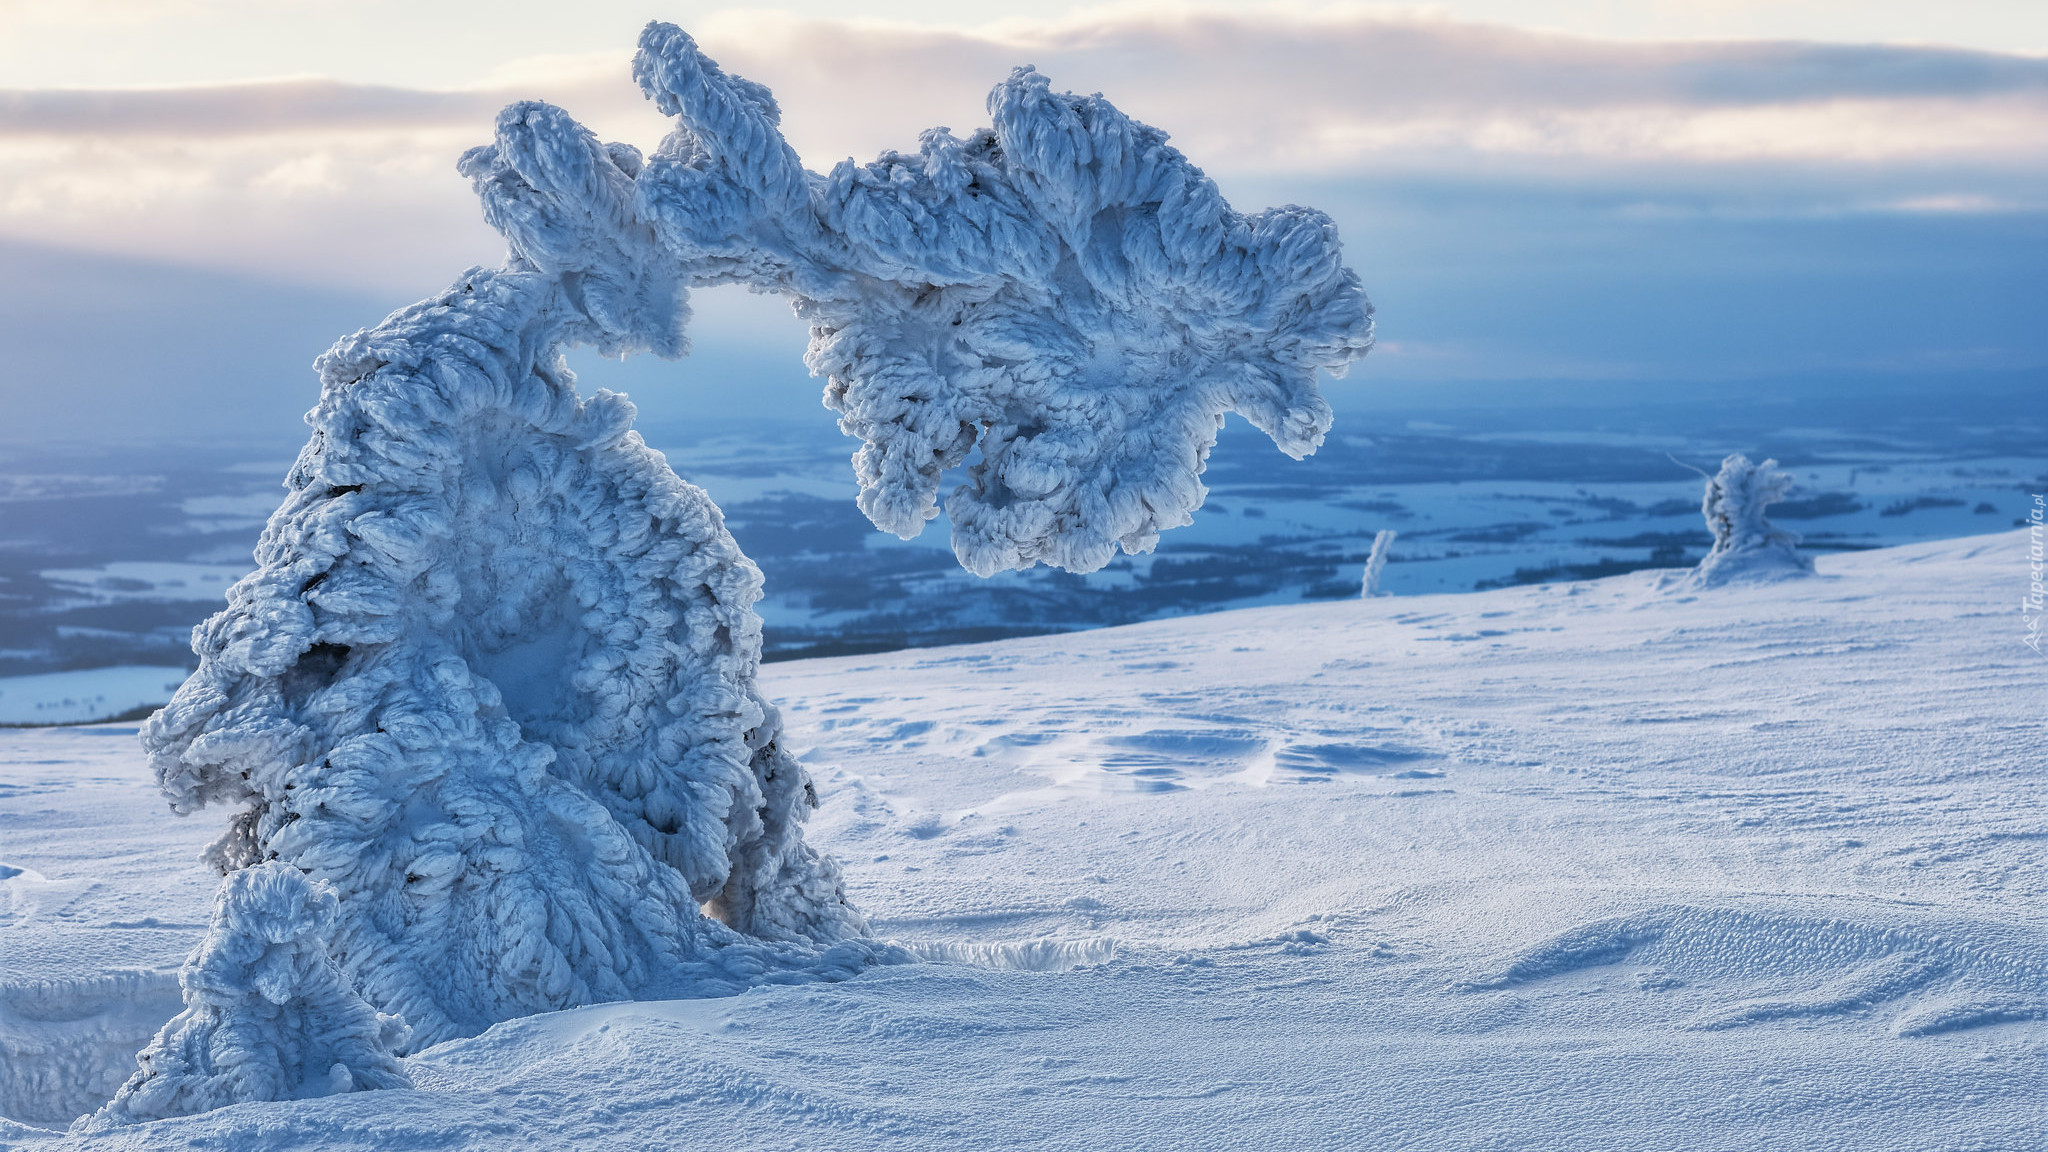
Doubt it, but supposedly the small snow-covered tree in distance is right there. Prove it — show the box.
[134,19,1373,1097]
[1681,454,1814,588]
[1361,530,1397,597]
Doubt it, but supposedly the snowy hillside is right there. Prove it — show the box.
[2,530,2041,1149]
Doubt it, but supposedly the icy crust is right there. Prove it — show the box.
[1686,454,1814,589]
[472,24,1374,576]
[74,865,409,1131]
[143,268,881,1048]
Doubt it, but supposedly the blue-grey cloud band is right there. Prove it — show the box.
[2,12,2040,291]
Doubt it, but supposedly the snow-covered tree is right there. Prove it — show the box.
[140,20,1372,1065]
[75,865,410,1131]
[1361,530,1396,597]
[1684,454,1813,588]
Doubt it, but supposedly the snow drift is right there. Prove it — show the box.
[133,14,1370,1081]
[9,530,2033,1147]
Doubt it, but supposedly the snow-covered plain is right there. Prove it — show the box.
[0,668,189,727]
[2,530,2041,1149]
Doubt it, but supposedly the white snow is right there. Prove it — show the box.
[3,530,2039,1148]
[144,265,883,1051]
[474,22,1372,578]
[0,667,189,727]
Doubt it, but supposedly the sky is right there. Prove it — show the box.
[1,1,2044,446]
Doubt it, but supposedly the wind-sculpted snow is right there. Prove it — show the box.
[132,17,1361,1104]
[1465,904,2046,1036]
[75,865,409,1130]
[1684,454,1813,588]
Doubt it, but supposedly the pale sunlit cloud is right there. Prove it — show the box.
[2,6,2043,293]
[689,9,2048,170]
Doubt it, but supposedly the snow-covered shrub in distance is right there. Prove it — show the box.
[74,865,409,1131]
[1361,530,1396,598]
[138,19,1368,1070]
[1684,454,1814,588]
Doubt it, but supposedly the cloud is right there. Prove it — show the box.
[0,60,666,290]
[0,80,495,138]
[0,5,2042,293]
[686,9,2048,171]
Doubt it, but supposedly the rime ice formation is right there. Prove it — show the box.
[620,24,1374,575]
[1361,530,1396,598]
[139,20,1368,1064]
[1686,454,1814,588]
[75,865,409,1131]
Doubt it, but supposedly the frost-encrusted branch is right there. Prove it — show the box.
[624,24,1376,575]
[76,865,410,1131]
[1685,454,1813,588]
[454,22,1373,570]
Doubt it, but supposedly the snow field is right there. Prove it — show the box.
[0,669,189,728]
[0,530,2040,1149]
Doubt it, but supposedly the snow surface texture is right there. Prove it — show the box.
[133,20,1364,1060]
[2,532,2039,1147]
[74,865,409,1132]
[1686,453,1813,588]
[1361,529,1395,597]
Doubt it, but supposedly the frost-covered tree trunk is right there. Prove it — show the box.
[1361,530,1396,598]
[139,19,1372,1071]
[74,865,409,1131]
[1685,454,1813,588]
